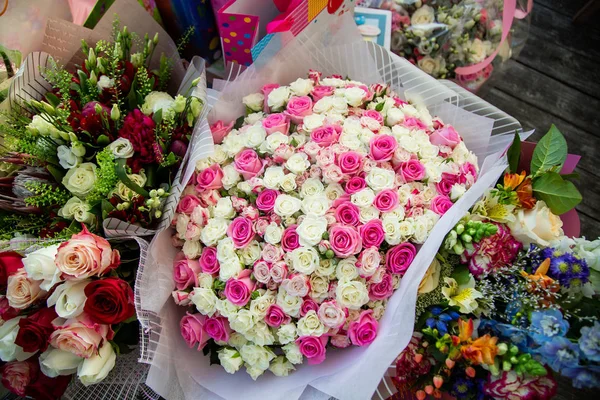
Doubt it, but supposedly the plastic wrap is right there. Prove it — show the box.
[137,12,523,400]
[357,0,532,92]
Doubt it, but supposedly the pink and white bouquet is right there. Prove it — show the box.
[168,70,479,379]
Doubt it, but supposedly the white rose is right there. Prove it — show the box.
[176,214,190,239]
[242,92,265,112]
[267,86,291,110]
[274,194,302,217]
[244,125,267,149]
[282,342,303,365]
[230,309,257,334]
[296,310,327,337]
[325,183,345,202]
[285,153,310,174]
[261,131,290,154]
[296,215,328,246]
[27,114,61,138]
[228,332,248,349]
[366,167,396,191]
[218,347,243,374]
[222,131,246,157]
[300,178,324,198]
[398,134,420,153]
[336,280,369,310]
[182,240,202,259]
[264,223,283,244]
[58,197,94,224]
[96,75,115,91]
[219,257,242,282]
[269,355,295,377]
[249,291,276,318]
[142,91,175,116]
[507,201,564,247]
[245,364,266,380]
[263,166,285,189]
[239,241,261,265]
[313,96,334,113]
[469,38,491,63]
[450,184,466,201]
[276,323,297,345]
[411,4,435,25]
[398,220,415,239]
[190,287,218,316]
[77,341,116,386]
[336,257,359,281]
[108,138,134,159]
[417,55,443,76]
[302,114,326,132]
[332,96,350,113]
[343,87,366,107]
[244,321,275,346]
[112,171,147,201]
[321,77,346,87]
[276,288,302,318]
[279,174,298,192]
[239,344,275,371]
[197,273,214,289]
[0,317,35,362]
[318,301,346,329]
[200,218,229,246]
[301,195,331,218]
[359,206,380,223]
[22,244,61,291]
[290,247,320,275]
[57,145,81,169]
[210,145,228,165]
[351,188,376,208]
[196,158,211,171]
[245,112,265,125]
[216,299,240,319]
[40,348,83,377]
[384,207,405,221]
[386,107,405,126]
[382,217,403,245]
[221,165,241,190]
[289,78,314,96]
[62,163,97,197]
[217,237,235,262]
[212,197,235,219]
[316,259,336,278]
[47,279,90,319]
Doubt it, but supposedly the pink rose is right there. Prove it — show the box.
[329,224,362,258]
[241,206,259,220]
[436,173,459,196]
[270,261,288,283]
[6,271,43,310]
[363,109,384,125]
[348,310,378,346]
[330,333,351,348]
[177,195,202,214]
[198,189,220,207]
[172,290,191,306]
[204,316,231,342]
[261,83,280,112]
[430,195,453,216]
[335,201,361,226]
[262,113,290,135]
[180,312,208,350]
[256,189,279,212]
[296,335,328,365]
[370,135,397,162]
[397,159,426,182]
[284,96,313,124]
[369,272,394,300]
[196,164,224,191]
[264,304,290,328]
[322,164,345,184]
[227,217,255,249]
[386,243,416,275]
[317,300,346,329]
[232,196,249,212]
[311,124,342,146]
[429,125,460,148]
[345,176,367,194]
[460,162,478,185]
[210,120,234,144]
[0,360,37,396]
[224,269,255,306]
[262,244,283,263]
[281,225,300,252]
[357,247,382,278]
[403,117,427,130]
[300,298,319,317]
[254,217,270,236]
[359,220,385,248]
[310,85,334,102]
[316,147,335,167]
[234,148,266,180]
[173,259,201,290]
[199,247,219,274]
[55,226,120,280]
[253,260,271,284]
[282,274,310,297]
[373,189,399,212]
[50,314,112,358]
[331,194,351,208]
[337,151,363,175]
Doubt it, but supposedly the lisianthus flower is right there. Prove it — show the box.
[441,276,482,314]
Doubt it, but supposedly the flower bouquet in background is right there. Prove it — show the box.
[168,70,481,380]
[357,0,531,91]
[389,126,599,399]
[0,228,142,399]
[0,22,203,240]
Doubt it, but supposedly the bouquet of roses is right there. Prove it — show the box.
[0,228,141,399]
[167,69,480,380]
[387,126,599,399]
[0,22,203,239]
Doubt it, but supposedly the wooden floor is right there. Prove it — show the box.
[480,0,600,241]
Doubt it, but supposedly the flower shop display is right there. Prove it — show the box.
[388,126,599,399]
[357,0,531,91]
[0,228,141,399]
[0,16,203,240]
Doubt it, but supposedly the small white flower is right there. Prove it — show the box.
[108,138,134,159]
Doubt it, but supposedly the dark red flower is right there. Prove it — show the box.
[0,359,39,397]
[0,296,19,320]
[25,373,71,400]
[118,109,156,172]
[15,307,57,353]
[0,251,23,287]
[84,277,135,324]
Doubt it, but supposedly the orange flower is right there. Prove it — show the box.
[457,319,474,343]
[516,177,536,209]
[520,258,560,306]
[461,334,498,365]
[503,171,526,190]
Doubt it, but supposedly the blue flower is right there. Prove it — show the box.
[450,376,474,399]
[563,365,600,389]
[579,322,600,362]
[425,307,460,336]
[538,336,580,372]
[495,323,531,352]
[529,309,569,344]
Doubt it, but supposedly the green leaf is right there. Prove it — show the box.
[115,159,150,198]
[532,172,582,215]
[451,265,471,286]
[507,131,521,173]
[375,102,384,111]
[45,92,61,109]
[47,164,65,183]
[531,125,567,176]
[101,199,116,219]
[97,134,110,146]
[561,172,580,181]
[233,115,245,130]
[152,108,163,125]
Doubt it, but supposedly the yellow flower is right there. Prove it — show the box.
[441,276,482,314]
[503,171,526,190]
[472,192,516,223]
[418,259,441,294]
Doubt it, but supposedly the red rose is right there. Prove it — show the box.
[84,278,135,324]
[118,109,157,172]
[15,307,57,353]
[0,296,19,320]
[0,251,23,286]
[0,359,39,396]
[25,372,71,400]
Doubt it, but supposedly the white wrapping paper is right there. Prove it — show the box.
[139,13,524,400]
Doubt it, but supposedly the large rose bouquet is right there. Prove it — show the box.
[168,70,479,380]
[0,24,203,239]
[387,126,599,399]
[0,228,140,399]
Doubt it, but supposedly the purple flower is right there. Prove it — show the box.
[537,336,580,373]
[548,253,590,287]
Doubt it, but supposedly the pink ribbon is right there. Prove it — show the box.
[454,0,532,76]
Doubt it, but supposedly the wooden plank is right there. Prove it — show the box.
[535,0,596,19]
[573,169,600,239]
[489,60,600,137]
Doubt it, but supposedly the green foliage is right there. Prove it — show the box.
[157,54,172,92]
[0,213,48,240]
[86,148,119,203]
[44,59,73,119]
[23,181,70,208]
[176,26,195,55]
[507,131,521,173]
[135,67,154,100]
[115,158,149,198]
[532,171,582,215]
[530,124,567,176]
